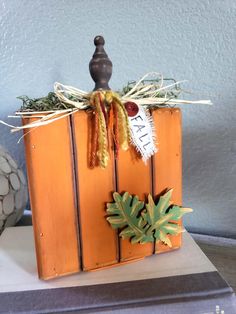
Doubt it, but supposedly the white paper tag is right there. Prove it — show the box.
[125,102,157,162]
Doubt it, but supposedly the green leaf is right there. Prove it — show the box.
[168,206,193,220]
[152,212,174,230]
[156,189,173,217]
[144,190,192,247]
[119,226,135,238]
[142,194,159,226]
[106,216,126,229]
[106,190,193,247]
[161,223,184,235]
[142,190,173,227]
[106,192,150,244]
[158,229,172,247]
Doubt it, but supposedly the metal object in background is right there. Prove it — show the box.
[0,146,28,234]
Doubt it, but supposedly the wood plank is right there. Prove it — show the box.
[116,146,154,262]
[73,111,118,271]
[23,116,80,279]
[152,108,182,254]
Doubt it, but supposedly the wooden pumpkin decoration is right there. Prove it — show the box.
[21,36,195,280]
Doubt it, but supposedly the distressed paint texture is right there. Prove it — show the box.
[0,0,235,237]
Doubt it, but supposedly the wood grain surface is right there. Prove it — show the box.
[116,147,154,262]
[73,111,118,271]
[23,108,184,278]
[152,108,182,253]
[23,116,80,279]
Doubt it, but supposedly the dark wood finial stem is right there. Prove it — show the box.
[89,36,112,91]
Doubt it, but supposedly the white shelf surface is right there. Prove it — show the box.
[0,226,216,293]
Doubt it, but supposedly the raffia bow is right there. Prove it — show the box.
[0,72,212,168]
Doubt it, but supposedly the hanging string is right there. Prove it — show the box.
[90,109,99,169]
[88,90,131,168]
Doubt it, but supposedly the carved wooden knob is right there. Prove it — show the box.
[89,36,112,91]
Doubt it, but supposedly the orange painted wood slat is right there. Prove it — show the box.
[152,108,182,253]
[116,147,154,262]
[73,111,118,271]
[23,116,80,280]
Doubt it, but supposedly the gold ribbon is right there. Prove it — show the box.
[89,90,131,168]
